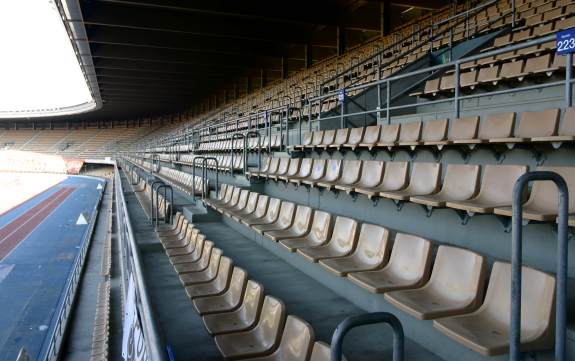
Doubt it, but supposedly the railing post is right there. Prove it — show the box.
[511,171,568,361]
[566,53,572,108]
[511,0,516,28]
[454,62,461,119]
[386,79,391,124]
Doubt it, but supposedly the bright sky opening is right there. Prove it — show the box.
[0,0,93,116]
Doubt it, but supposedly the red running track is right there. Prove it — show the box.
[0,187,75,260]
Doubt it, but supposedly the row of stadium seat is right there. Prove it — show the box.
[288,108,573,154]
[196,134,283,153]
[248,158,575,223]
[205,184,556,357]
[155,166,208,196]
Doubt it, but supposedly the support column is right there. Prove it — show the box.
[305,43,313,69]
[337,26,346,55]
[380,1,391,36]
[281,56,288,79]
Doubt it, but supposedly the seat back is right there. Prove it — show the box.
[333,128,350,145]
[286,158,301,177]
[192,239,211,267]
[354,224,391,267]
[226,267,248,307]
[422,119,448,142]
[448,116,478,141]
[381,161,409,190]
[268,158,280,174]
[240,280,265,325]
[441,164,480,200]
[478,112,516,140]
[386,233,432,283]
[321,130,336,146]
[257,296,287,349]
[235,190,250,210]
[526,166,575,213]
[323,159,342,182]
[310,159,327,180]
[427,246,486,305]
[329,217,358,254]
[277,202,296,227]
[378,124,400,143]
[297,158,313,178]
[475,165,528,203]
[206,248,223,277]
[215,257,234,288]
[309,211,332,245]
[408,162,441,194]
[275,158,290,176]
[293,206,313,235]
[254,195,270,218]
[481,262,555,336]
[340,160,362,185]
[310,341,348,361]
[362,125,381,145]
[245,192,259,214]
[516,109,560,138]
[275,316,314,361]
[559,107,575,136]
[399,121,422,143]
[302,132,313,146]
[311,131,325,146]
[265,198,282,222]
[347,127,365,145]
[226,187,240,206]
[358,161,385,188]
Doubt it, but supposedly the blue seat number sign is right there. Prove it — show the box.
[338,89,345,101]
[557,27,575,55]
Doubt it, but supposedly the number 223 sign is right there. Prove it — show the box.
[557,27,575,55]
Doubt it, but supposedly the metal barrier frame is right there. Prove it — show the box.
[155,184,173,228]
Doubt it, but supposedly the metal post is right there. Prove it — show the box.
[331,312,404,361]
[454,62,461,119]
[308,100,313,131]
[386,79,391,124]
[511,0,516,28]
[339,89,345,128]
[511,171,568,361]
[191,156,205,204]
[566,53,573,108]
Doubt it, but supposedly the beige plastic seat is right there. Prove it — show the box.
[385,246,486,320]
[179,248,222,286]
[304,131,325,149]
[247,159,271,178]
[328,128,350,150]
[223,190,250,217]
[241,316,314,361]
[309,341,349,361]
[157,212,184,236]
[376,124,400,147]
[433,262,555,356]
[214,296,286,360]
[267,158,290,179]
[335,160,384,194]
[159,218,191,244]
[410,164,480,208]
[303,159,340,187]
[241,197,277,226]
[342,127,365,150]
[277,158,301,182]
[379,162,441,201]
[316,129,335,149]
[279,211,332,252]
[317,159,361,190]
[400,120,445,148]
[394,121,423,149]
[294,159,326,187]
[205,184,230,207]
[252,201,295,234]
[358,125,381,150]
[494,166,575,221]
[228,192,259,220]
[348,233,432,293]
[453,113,515,145]
[264,205,312,241]
[446,165,528,214]
[354,161,409,199]
[172,238,212,270]
[285,158,313,185]
[290,132,312,150]
[209,186,236,209]
[185,257,234,299]
[165,228,199,255]
[202,280,264,335]
[426,116,479,148]
[245,198,281,227]
[297,216,358,262]
[319,223,390,276]
[162,223,195,249]
[532,107,575,144]
[169,234,208,266]
[193,267,247,315]
[489,108,559,144]
[216,187,241,213]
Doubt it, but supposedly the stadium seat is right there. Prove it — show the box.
[252,201,295,234]
[446,165,528,214]
[317,159,361,190]
[227,192,258,220]
[334,160,384,194]
[385,246,486,319]
[433,262,555,356]
[410,164,480,208]
[342,127,365,151]
[489,109,559,145]
[222,190,250,217]
[288,132,312,151]
[316,130,335,149]
[354,161,409,199]
[348,233,432,293]
[214,296,286,360]
[306,131,325,150]
[193,267,248,315]
[240,316,314,361]
[279,211,332,252]
[379,162,441,201]
[164,228,199,254]
[328,128,351,150]
[297,216,358,262]
[302,159,340,188]
[284,158,313,185]
[246,158,271,178]
[493,166,575,221]
[267,158,289,179]
[235,195,269,223]
[358,125,381,150]
[244,198,281,227]
[310,341,348,361]
[156,211,184,235]
[185,257,234,299]
[319,223,390,276]
[264,205,313,241]
[202,280,264,335]
[274,158,300,181]
[452,112,515,146]
[394,121,423,149]
[531,107,575,145]
[179,248,223,286]
[215,187,241,213]
[375,124,400,148]
[171,237,210,268]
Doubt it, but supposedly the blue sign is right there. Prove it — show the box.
[338,89,345,101]
[557,27,575,55]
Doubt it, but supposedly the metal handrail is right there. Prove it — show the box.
[191,156,206,204]
[230,133,245,174]
[154,184,173,228]
[511,171,568,361]
[244,131,262,175]
[201,157,219,199]
[330,312,404,361]
[150,180,165,223]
